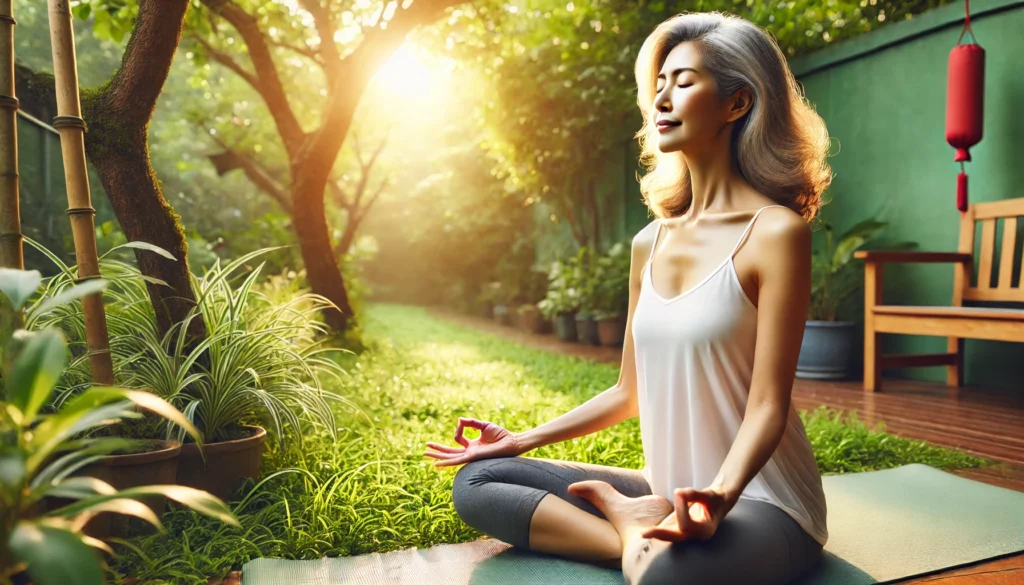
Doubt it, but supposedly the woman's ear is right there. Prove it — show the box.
[726,87,754,122]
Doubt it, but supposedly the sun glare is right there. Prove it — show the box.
[374,43,448,96]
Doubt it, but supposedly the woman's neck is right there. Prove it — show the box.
[681,135,745,220]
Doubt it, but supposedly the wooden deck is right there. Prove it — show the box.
[430,308,1024,584]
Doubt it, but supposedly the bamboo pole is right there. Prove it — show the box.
[0,0,20,271]
[46,0,113,385]
[0,0,24,336]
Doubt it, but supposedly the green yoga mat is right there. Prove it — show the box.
[242,463,1024,584]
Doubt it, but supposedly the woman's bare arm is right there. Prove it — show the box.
[515,223,657,452]
[710,208,812,501]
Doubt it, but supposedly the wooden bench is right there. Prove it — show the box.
[855,198,1024,392]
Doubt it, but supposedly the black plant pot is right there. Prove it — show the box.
[796,320,858,380]
[575,313,601,346]
[554,312,577,342]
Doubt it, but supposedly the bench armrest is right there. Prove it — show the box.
[853,251,972,264]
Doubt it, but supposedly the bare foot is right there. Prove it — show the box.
[567,481,673,554]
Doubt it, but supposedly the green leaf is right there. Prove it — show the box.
[85,387,205,446]
[27,399,138,474]
[8,522,105,585]
[9,329,67,422]
[49,485,239,528]
[0,448,25,488]
[102,241,176,261]
[73,497,163,530]
[0,268,42,311]
[72,3,92,20]
[31,279,109,318]
[43,476,117,500]
[832,220,888,268]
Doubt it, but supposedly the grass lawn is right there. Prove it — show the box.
[111,303,992,584]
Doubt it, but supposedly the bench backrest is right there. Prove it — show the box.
[956,198,1024,304]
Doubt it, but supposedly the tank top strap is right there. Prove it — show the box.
[646,220,664,269]
[728,205,787,259]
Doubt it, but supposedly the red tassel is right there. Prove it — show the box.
[957,171,968,212]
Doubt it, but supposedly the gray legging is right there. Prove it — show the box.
[452,456,823,585]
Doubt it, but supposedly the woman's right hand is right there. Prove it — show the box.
[423,417,525,468]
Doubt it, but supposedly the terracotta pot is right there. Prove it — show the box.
[175,425,266,502]
[66,440,181,540]
[518,305,544,334]
[597,315,627,347]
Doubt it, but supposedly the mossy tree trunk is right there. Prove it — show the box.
[21,0,205,341]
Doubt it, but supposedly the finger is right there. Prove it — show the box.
[453,419,469,447]
[454,418,489,448]
[642,527,686,542]
[423,450,462,460]
[426,442,465,454]
[434,456,471,468]
[675,490,693,533]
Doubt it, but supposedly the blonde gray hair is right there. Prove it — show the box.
[634,12,832,221]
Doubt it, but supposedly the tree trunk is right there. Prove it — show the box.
[83,95,204,340]
[292,161,353,331]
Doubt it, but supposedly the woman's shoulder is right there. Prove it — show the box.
[631,219,661,260]
[749,205,811,256]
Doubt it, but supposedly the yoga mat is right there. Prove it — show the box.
[242,463,1024,585]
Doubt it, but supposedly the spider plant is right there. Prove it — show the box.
[28,239,353,446]
[0,268,238,585]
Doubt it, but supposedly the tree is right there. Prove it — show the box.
[17,0,207,341]
[188,0,470,331]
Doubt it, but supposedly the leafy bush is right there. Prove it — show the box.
[0,268,238,585]
[537,247,591,319]
[590,241,631,320]
[30,242,354,446]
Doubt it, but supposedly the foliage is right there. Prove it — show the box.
[108,303,990,584]
[423,0,952,248]
[537,247,592,319]
[28,242,354,446]
[809,218,915,321]
[0,268,238,585]
[590,240,631,320]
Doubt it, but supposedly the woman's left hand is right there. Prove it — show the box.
[641,486,735,542]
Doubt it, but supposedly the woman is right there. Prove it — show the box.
[424,11,831,585]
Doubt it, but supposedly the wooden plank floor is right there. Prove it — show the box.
[429,308,1024,584]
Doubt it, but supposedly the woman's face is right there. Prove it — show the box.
[652,42,736,154]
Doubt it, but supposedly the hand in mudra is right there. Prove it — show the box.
[424,417,523,468]
[641,486,733,542]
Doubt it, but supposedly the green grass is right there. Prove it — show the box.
[109,303,993,584]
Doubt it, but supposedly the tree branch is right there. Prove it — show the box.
[205,130,293,213]
[268,38,321,61]
[298,0,343,83]
[308,0,466,178]
[191,34,261,90]
[104,0,190,126]
[200,0,306,152]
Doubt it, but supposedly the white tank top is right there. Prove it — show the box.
[632,205,829,546]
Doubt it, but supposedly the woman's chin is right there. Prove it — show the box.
[656,137,684,153]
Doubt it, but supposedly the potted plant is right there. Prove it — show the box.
[517,268,552,334]
[37,247,348,503]
[591,242,631,347]
[564,248,601,346]
[0,269,238,585]
[799,218,915,380]
[538,257,581,342]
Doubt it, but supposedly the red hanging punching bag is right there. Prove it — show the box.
[945,0,985,213]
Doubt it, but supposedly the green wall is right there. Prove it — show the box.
[790,0,1024,390]
[535,0,1023,390]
